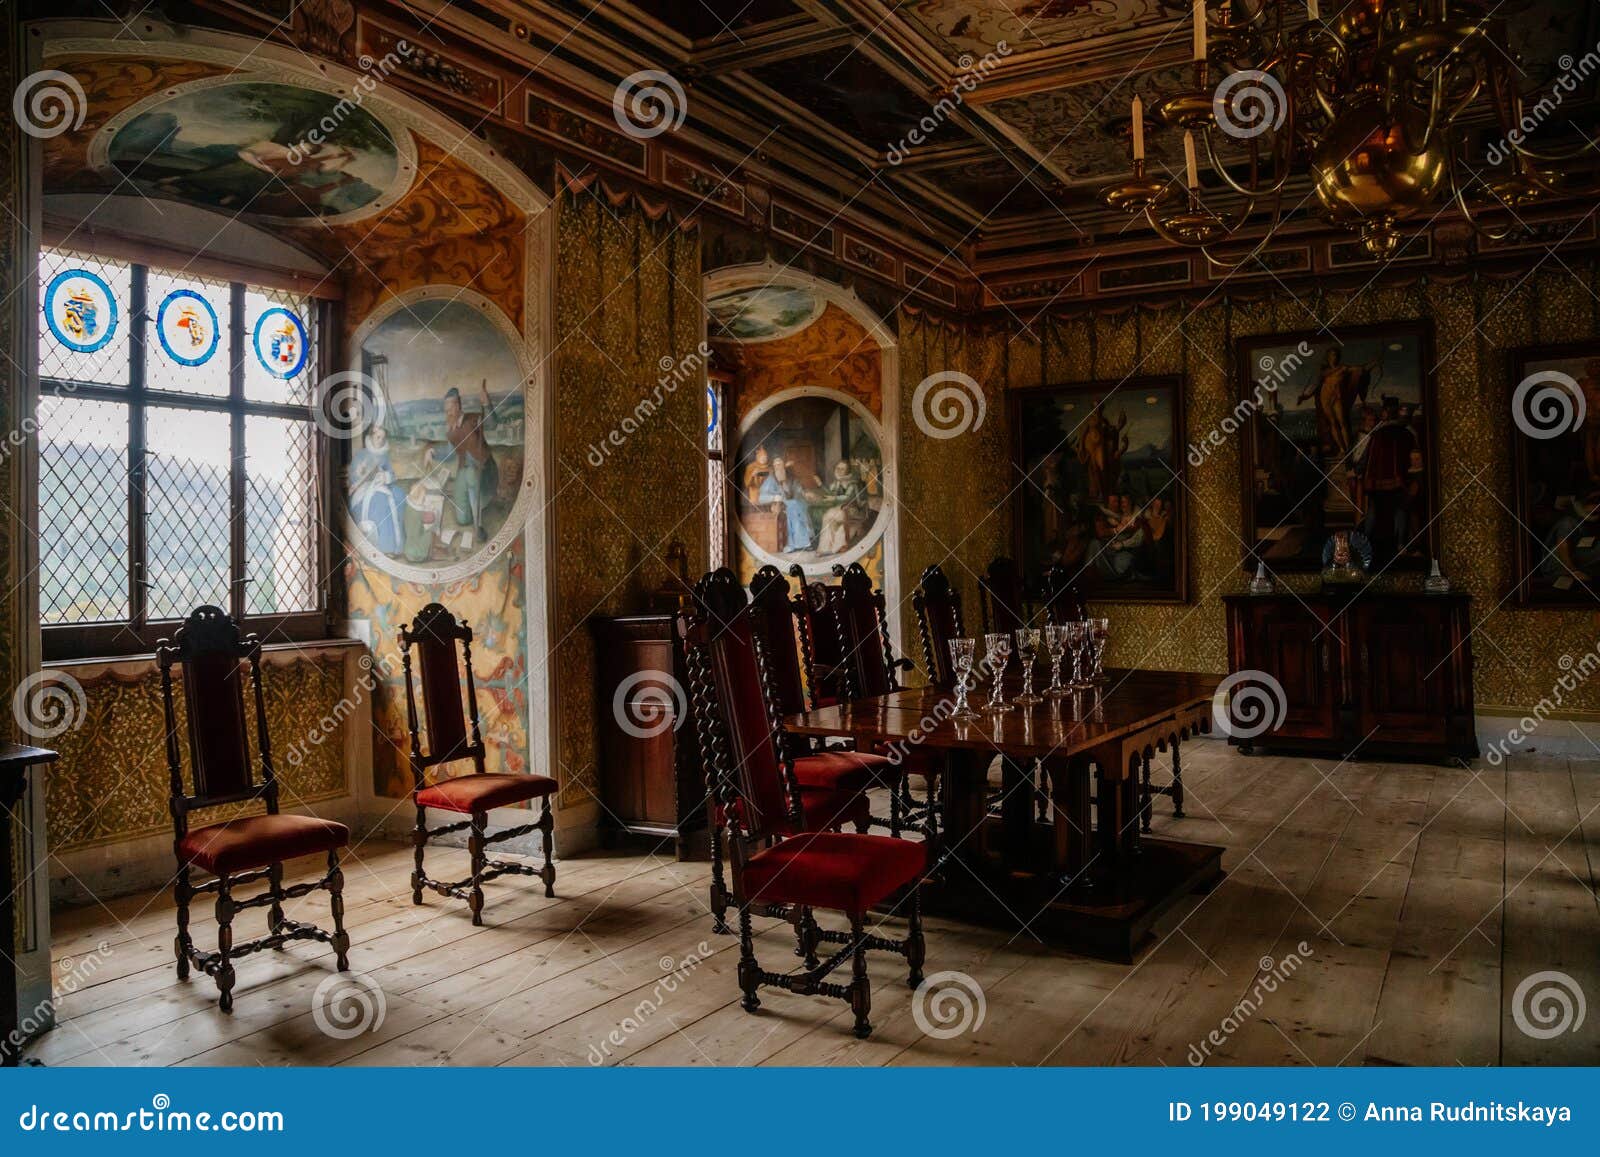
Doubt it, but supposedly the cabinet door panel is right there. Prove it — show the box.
[1240,602,1339,739]
[1354,604,1448,743]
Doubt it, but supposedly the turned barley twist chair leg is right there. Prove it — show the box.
[709,823,730,934]
[215,876,236,1014]
[849,912,872,1039]
[538,797,556,898]
[174,867,192,981]
[327,850,351,971]
[468,811,488,926]
[907,885,926,990]
[267,862,286,936]
[411,804,427,905]
[737,906,761,1013]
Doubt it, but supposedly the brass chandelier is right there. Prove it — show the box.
[1102,0,1599,261]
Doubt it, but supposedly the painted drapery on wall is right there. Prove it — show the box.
[553,186,704,815]
[898,265,1600,712]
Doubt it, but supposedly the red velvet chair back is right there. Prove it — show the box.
[684,570,796,842]
[748,565,807,717]
[157,606,274,812]
[913,563,966,690]
[788,564,846,708]
[831,562,898,699]
[400,603,483,771]
[1041,564,1088,625]
[979,557,1028,635]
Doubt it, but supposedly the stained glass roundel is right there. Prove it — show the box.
[156,289,221,367]
[44,268,119,354]
[253,307,309,379]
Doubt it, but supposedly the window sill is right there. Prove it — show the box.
[46,637,366,670]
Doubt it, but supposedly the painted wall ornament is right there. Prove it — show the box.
[346,288,536,585]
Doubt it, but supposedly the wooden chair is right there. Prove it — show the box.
[400,602,557,925]
[978,556,1029,635]
[787,564,848,709]
[700,567,898,932]
[912,563,967,690]
[682,572,928,1038]
[158,606,351,1013]
[1040,563,1088,625]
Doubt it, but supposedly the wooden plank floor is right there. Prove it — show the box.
[28,745,1600,1067]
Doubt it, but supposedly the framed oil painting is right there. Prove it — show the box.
[1508,341,1600,605]
[1239,322,1438,573]
[732,388,889,574]
[1011,377,1187,603]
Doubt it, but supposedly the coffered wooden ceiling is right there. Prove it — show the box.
[518,0,1597,267]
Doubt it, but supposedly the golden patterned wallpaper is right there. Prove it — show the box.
[897,266,1600,712]
[44,652,349,854]
[552,187,705,811]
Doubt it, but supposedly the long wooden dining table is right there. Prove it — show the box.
[785,668,1225,962]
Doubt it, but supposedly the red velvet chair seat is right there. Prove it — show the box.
[792,750,899,793]
[178,814,349,876]
[416,773,559,813]
[743,832,927,913]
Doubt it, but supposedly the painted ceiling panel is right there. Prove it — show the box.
[899,0,1186,60]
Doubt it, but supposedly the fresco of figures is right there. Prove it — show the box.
[733,393,887,572]
[1013,378,1186,602]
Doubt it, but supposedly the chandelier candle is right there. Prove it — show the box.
[1131,95,1145,161]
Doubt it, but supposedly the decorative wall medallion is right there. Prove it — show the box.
[252,306,309,379]
[345,287,536,585]
[93,78,412,225]
[44,267,117,353]
[155,289,220,367]
[733,388,890,575]
[707,285,823,343]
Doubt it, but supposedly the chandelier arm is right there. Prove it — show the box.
[1505,136,1600,165]
[1201,128,1291,199]
[1448,154,1517,242]
[1142,205,1203,248]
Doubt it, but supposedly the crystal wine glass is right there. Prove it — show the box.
[947,637,980,720]
[981,633,1013,713]
[1013,627,1042,705]
[1043,624,1070,697]
[1087,617,1110,683]
[1066,621,1090,689]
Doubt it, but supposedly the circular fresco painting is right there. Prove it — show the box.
[346,293,531,584]
[106,81,403,221]
[707,286,823,343]
[733,390,889,573]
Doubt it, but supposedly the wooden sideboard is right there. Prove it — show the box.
[589,614,705,860]
[2,744,56,1066]
[1222,592,1478,763]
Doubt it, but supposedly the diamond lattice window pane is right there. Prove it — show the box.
[244,288,317,406]
[145,268,232,398]
[146,407,232,620]
[37,247,131,388]
[245,415,320,617]
[39,397,130,624]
